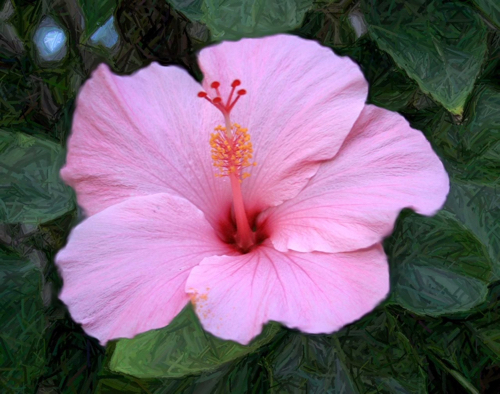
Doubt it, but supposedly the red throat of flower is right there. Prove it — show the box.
[198,80,256,251]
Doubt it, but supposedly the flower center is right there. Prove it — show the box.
[198,80,256,252]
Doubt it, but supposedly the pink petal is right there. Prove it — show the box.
[56,193,230,345]
[260,104,450,253]
[62,63,233,228]
[198,34,368,218]
[186,242,388,345]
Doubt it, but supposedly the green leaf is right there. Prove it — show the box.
[0,62,35,129]
[294,4,358,49]
[115,0,192,70]
[200,0,314,40]
[477,331,500,362]
[396,312,492,393]
[99,351,270,393]
[338,37,419,112]
[466,286,500,361]
[0,130,75,224]
[409,87,500,185]
[79,0,116,41]
[451,87,500,184]
[338,312,427,394]
[96,378,145,394]
[410,88,500,280]
[266,310,426,394]
[215,353,270,393]
[109,305,282,378]
[473,0,500,29]
[445,182,500,280]
[386,211,492,316]
[167,0,205,21]
[363,0,487,115]
[265,333,357,393]
[0,249,46,392]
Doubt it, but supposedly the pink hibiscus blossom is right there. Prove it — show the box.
[56,34,449,345]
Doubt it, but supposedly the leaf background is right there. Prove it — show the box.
[1,0,499,392]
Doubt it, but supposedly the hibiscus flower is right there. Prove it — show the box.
[56,34,449,345]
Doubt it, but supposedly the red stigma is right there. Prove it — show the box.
[197,79,247,116]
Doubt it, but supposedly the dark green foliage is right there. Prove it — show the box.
[0,249,45,392]
[116,0,194,71]
[167,0,205,22]
[386,210,493,316]
[446,182,500,280]
[0,130,75,224]
[296,2,358,49]
[415,87,500,185]
[109,306,283,378]
[166,0,314,40]
[266,309,427,393]
[363,0,488,115]
[473,0,500,29]
[1,0,499,392]
[200,0,314,40]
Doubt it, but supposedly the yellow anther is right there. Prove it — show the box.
[209,123,257,181]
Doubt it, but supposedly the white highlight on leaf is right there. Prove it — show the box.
[0,0,24,54]
[349,11,367,39]
[90,16,119,48]
[34,17,67,62]
[43,29,66,53]
[0,0,15,21]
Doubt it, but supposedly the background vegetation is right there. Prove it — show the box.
[1,0,499,392]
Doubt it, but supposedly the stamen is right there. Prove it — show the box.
[199,81,254,180]
[210,124,255,179]
[198,79,256,250]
